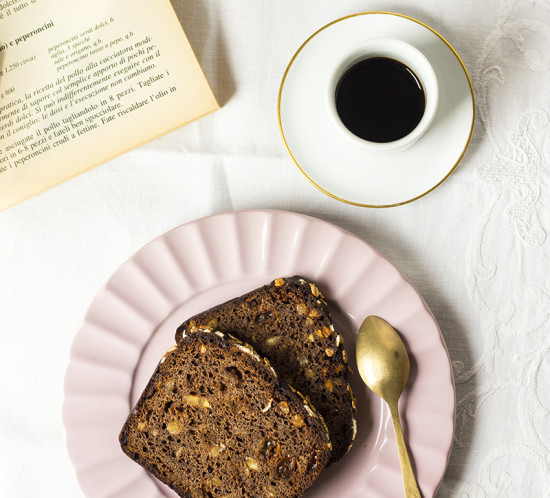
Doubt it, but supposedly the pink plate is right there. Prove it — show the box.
[63,209,455,498]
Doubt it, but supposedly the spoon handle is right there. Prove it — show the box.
[388,400,422,498]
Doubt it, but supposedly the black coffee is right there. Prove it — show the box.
[335,57,425,143]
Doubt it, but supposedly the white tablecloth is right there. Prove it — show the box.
[2,1,549,496]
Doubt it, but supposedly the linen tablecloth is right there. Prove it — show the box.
[1,0,549,496]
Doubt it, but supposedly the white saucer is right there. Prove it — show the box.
[278,12,475,207]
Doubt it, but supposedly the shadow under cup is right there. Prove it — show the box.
[327,39,439,152]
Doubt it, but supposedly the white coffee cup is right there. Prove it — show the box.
[327,38,439,152]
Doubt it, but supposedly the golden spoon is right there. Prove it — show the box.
[356,315,421,498]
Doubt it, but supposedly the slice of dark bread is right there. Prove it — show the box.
[175,276,357,464]
[120,329,332,498]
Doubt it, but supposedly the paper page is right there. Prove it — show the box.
[0,0,219,211]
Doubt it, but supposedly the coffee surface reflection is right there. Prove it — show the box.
[335,57,425,143]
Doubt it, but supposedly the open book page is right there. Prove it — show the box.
[0,0,219,211]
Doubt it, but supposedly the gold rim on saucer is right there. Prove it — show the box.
[277,11,476,208]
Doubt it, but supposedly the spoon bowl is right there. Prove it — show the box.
[356,315,421,498]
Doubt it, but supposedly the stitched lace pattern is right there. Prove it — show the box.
[439,8,550,497]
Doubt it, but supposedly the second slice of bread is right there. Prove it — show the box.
[176,276,357,463]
